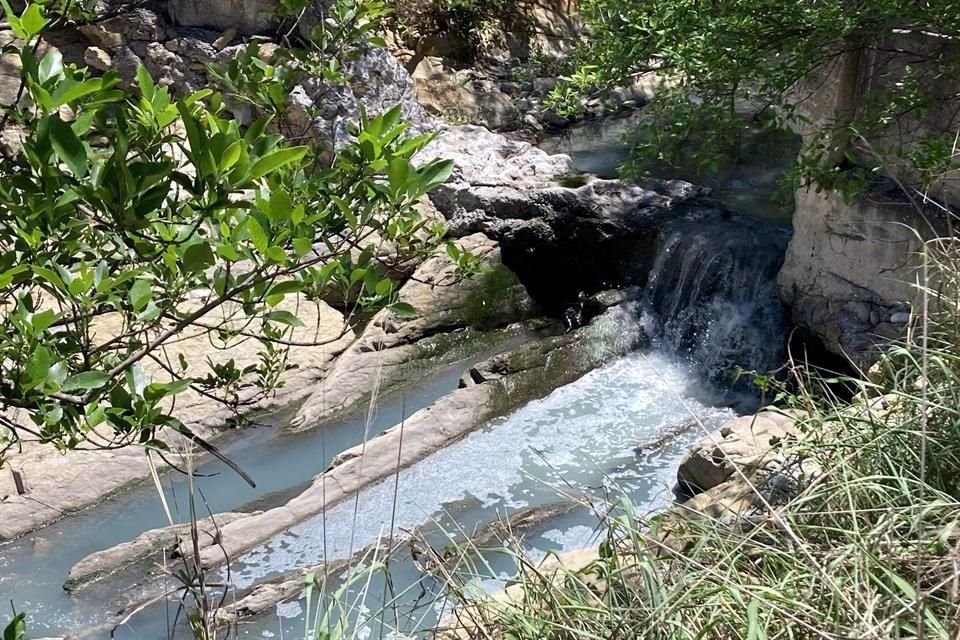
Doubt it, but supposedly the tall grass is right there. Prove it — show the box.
[437,237,960,640]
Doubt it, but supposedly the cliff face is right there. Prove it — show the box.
[778,32,960,365]
[778,186,944,366]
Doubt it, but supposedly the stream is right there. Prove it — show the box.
[0,117,798,639]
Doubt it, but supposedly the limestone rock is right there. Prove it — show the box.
[83,46,112,71]
[676,411,806,495]
[292,234,536,429]
[66,512,251,590]
[419,127,709,305]
[288,46,434,151]
[165,0,280,35]
[778,184,949,365]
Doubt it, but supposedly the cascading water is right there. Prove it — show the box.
[641,213,791,394]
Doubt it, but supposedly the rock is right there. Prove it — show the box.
[414,74,520,130]
[165,0,279,35]
[779,181,951,366]
[79,23,124,49]
[522,113,544,131]
[80,8,165,49]
[212,27,237,51]
[292,234,537,429]
[532,77,557,94]
[677,411,806,495]
[288,46,433,152]
[110,46,143,82]
[890,311,911,324]
[420,127,709,306]
[66,512,250,590]
[257,41,280,63]
[83,46,112,71]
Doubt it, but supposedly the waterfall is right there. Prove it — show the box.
[641,213,791,390]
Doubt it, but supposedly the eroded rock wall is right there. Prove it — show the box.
[781,32,960,364]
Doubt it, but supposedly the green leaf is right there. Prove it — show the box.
[62,371,110,392]
[247,217,269,253]
[52,78,103,108]
[23,346,52,388]
[136,65,155,102]
[249,146,308,180]
[182,241,215,273]
[390,302,416,318]
[3,612,26,640]
[144,378,192,402]
[0,0,25,41]
[37,49,62,84]
[417,159,454,191]
[265,309,304,327]
[19,3,48,39]
[48,114,88,178]
[129,278,152,312]
[30,309,57,333]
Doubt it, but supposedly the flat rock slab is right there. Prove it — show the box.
[292,233,536,430]
[0,298,353,540]
[66,511,251,590]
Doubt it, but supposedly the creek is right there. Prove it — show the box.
[0,117,797,639]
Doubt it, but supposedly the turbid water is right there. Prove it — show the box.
[0,335,533,636]
[227,349,736,638]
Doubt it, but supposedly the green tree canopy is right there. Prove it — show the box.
[0,0,455,472]
[551,0,960,197]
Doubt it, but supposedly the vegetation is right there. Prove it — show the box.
[387,0,526,63]
[549,0,960,197]
[0,0,457,469]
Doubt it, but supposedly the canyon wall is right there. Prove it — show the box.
[779,32,960,365]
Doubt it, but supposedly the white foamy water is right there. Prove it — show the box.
[230,351,736,588]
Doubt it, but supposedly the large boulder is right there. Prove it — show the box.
[778,184,950,366]
[292,233,537,429]
[675,411,820,525]
[420,125,711,307]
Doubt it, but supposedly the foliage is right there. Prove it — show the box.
[0,0,454,467]
[549,0,960,195]
[386,0,522,63]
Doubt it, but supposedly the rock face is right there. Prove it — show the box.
[421,125,711,308]
[292,233,537,429]
[164,0,280,34]
[778,184,949,366]
[779,31,960,364]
